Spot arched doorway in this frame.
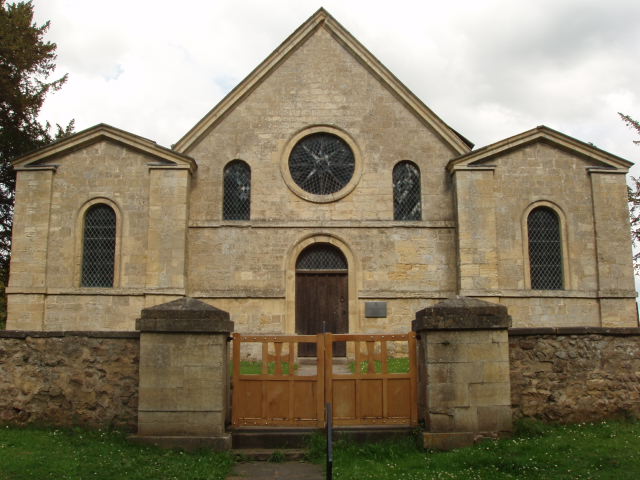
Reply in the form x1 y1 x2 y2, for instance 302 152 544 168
295 243 348 356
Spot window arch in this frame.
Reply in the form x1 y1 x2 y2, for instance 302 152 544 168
81 203 117 287
223 160 251 220
393 161 421 220
527 206 563 290
296 243 348 271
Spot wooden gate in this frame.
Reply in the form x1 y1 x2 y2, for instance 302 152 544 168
232 332 417 427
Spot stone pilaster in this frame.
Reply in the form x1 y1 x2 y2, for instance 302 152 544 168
145 167 190 292
589 170 637 327
6 168 55 329
413 297 512 450
132 297 234 451
452 168 499 293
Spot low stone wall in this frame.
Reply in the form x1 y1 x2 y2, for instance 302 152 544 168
2 325 640 434
0 331 139 430
509 328 640 422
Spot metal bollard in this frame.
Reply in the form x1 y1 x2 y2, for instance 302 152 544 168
326 402 333 480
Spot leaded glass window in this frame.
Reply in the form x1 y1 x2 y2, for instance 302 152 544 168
393 161 421 220
296 244 347 271
528 207 563 290
81 204 116 287
223 160 251 220
289 133 355 195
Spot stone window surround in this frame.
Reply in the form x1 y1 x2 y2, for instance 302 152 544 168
73 197 123 288
279 125 363 203
521 200 571 290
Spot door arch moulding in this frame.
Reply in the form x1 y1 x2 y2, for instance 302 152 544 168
284 233 360 335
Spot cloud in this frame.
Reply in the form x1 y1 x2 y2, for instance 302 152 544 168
31 0 640 167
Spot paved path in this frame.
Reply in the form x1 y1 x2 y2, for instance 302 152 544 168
228 461 323 479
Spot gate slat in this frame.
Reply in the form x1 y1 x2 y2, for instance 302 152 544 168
317 333 326 427
381 340 388 374
261 342 268 375
366 341 375 374
274 342 283 376
288 342 295 377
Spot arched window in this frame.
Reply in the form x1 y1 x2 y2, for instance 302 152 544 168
223 160 251 220
528 206 563 290
81 204 116 287
296 243 348 271
393 161 421 220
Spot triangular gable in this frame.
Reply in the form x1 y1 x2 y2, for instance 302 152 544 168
447 125 633 172
173 8 472 155
13 123 196 172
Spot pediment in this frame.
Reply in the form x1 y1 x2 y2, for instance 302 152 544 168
173 8 472 155
13 124 196 172
447 126 632 172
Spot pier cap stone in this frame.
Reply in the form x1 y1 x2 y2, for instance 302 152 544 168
136 297 234 333
413 296 511 331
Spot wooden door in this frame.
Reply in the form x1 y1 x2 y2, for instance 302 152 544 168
296 272 348 356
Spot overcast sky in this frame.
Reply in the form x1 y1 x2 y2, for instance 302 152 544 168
31 0 640 170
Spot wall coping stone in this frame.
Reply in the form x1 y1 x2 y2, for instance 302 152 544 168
0 330 140 339
509 327 640 336
136 297 233 333
413 296 512 331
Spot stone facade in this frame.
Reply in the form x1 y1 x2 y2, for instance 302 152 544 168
0 331 139 429
5 9 637 333
510 329 640 422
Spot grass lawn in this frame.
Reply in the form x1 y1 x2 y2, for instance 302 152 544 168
309 419 640 479
0 426 234 480
1 420 639 479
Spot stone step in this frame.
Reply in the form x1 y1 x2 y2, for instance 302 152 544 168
231 426 415 449
232 428 317 449
232 448 307 461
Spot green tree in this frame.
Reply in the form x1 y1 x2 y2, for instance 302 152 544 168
621 113 640 272
0 0 73 328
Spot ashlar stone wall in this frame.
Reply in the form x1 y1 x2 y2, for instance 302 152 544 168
7 137 191 331
453 141 636 328
184 25 460 335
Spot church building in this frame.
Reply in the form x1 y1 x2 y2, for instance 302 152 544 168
6 9 637 334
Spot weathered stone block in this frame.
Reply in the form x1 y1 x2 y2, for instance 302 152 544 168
452 407 478 431
428 412 453 432
468 382 511 407
138 411 225 436
415 297 511 331
481 361 510 383
448 363 480 384
477 405 512 432
428 383 469 409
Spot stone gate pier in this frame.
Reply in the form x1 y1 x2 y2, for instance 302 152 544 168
131 297 234 450
413 297 513 450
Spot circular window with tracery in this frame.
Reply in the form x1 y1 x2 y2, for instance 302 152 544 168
289 133 355 195
281 126 362 203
